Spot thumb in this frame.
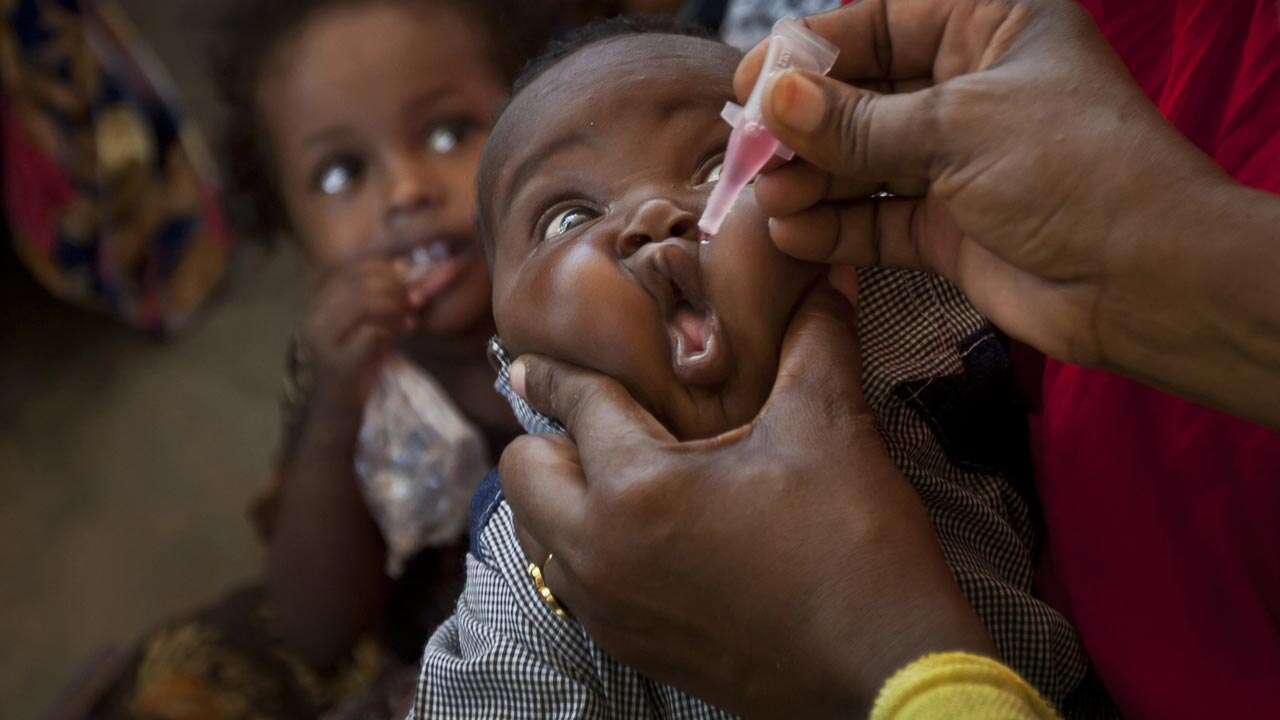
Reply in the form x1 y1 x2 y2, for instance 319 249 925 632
512 354 673 456
758 276 869 437
762 70 941 182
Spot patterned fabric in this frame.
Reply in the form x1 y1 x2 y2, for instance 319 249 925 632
1 0 230 333
413 267 1094 718
720 0 840 48
95 586 409 720
487 338 565 436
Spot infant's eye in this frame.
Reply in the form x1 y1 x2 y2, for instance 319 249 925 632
315 157 363 196
704 160 724 184
696 155 725 186
544 206 600 241
427 120 476 156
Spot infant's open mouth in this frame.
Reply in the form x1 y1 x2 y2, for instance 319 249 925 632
642 241 731 386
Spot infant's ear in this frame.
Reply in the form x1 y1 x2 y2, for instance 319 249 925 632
486 336 507 375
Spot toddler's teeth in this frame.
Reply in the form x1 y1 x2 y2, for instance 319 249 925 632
428 240 451 261
402 246 435 283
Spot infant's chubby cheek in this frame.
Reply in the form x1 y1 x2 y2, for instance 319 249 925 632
496 240 672 386
701 188 820 325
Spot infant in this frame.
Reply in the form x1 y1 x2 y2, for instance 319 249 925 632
413 18 1093 718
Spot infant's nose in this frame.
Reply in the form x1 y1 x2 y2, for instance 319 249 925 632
617 198 698 258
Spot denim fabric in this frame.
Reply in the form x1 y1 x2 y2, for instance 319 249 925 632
468 468 504 560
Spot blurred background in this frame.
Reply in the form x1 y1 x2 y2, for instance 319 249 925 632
2 1 304 716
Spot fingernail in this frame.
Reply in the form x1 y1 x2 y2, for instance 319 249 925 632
510 359 527 399
770 71 826 133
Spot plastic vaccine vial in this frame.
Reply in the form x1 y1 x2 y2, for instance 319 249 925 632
698 18 839 237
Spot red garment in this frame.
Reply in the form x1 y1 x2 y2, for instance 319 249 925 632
1037 2 1280 718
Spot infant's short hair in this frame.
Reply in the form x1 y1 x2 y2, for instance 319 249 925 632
512 15 711 98
476 15 716 266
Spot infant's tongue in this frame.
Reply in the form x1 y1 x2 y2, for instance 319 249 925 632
673 306 707 355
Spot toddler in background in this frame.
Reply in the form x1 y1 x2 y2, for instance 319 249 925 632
100 1 556 717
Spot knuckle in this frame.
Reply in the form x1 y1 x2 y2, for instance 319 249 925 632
915 86 955 175
522 358 556 409
497 434 541 478
569 380 607 416
601 475 667 524
929 83 973 139
836 89 875 174
563 376 622 428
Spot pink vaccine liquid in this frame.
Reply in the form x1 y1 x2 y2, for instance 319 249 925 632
699 121 780 236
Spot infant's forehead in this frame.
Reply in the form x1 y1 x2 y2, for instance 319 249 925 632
478 33 741 259
533 33 738 99
491 34 740 158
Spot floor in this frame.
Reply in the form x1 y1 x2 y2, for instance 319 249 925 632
0 2 303 716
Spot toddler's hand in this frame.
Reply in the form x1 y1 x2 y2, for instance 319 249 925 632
301 258 420 415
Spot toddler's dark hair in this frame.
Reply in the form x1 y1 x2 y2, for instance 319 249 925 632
214 0 561 241
478 15 715 264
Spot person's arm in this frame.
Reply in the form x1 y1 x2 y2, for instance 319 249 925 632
1097 180 1280 427
265 259 419 666
268 393 391 667
735 0 1280 427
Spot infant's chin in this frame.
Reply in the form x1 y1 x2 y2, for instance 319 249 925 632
662 374 764 442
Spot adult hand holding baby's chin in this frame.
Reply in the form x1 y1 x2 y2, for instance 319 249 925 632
738 0 1279 422
501 273 994 718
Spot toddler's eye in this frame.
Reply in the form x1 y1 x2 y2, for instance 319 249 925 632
315 157 363 196
429 127 459 154
544 206 600 241
426 120 477 156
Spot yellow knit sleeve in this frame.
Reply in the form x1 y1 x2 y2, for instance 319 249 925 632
870 652 1061 720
